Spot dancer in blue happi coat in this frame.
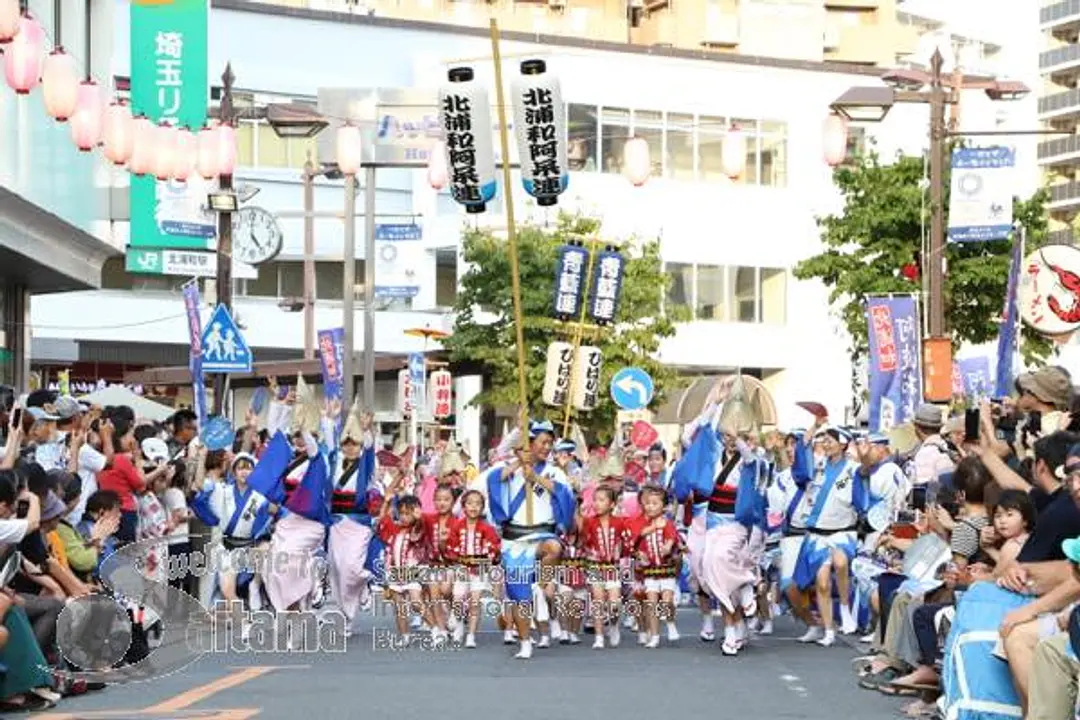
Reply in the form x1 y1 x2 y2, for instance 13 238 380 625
789 423 870 647
480 419 575 660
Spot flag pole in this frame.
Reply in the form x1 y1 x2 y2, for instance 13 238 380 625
561 235 600 438
490 18 534 524
1014 224 1025 377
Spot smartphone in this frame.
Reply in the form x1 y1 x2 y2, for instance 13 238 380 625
1028 411 1043 435
15 499 29 518
10 407 21 428
965 408 980 443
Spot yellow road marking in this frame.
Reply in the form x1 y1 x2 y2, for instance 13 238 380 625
38 710 260 719
143 666 277 712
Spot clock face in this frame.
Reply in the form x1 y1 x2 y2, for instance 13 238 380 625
233 207 283 266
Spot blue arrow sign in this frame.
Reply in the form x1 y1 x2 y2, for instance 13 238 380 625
610 367 654 411
200 415 234 451
200 304 253 373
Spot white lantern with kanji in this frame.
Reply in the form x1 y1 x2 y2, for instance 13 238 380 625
429 369 454 420
510 58 569 206
721 127 747 179
823 113 849 167
623 137 650 187
437 66 497 213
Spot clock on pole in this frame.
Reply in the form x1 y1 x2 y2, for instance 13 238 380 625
233 207 283 265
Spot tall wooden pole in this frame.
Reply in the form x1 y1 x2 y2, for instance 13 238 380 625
927 49 947 339
213 63 235 418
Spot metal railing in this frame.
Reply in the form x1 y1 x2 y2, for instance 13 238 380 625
1038 134 1080 160
1041 43 1080 70
1047 228 1076 245
1042 0 1080 25
1050 181 1080 205
1040 87 1080 115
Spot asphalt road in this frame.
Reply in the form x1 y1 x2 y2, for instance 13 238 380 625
40 607 910 720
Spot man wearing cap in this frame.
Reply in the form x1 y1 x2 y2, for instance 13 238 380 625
910 403 955 488
481 419 575 659
551 438 582 490
24 406 64 473
1015 366 1072 436
856 432 909 548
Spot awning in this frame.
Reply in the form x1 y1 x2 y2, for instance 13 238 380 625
654 374 778 427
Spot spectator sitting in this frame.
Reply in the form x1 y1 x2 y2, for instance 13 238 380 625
54 477 118 584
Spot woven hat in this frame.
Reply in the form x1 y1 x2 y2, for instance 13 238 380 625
340 397 365 446
291 374 321 436
597 441 625 479
439 438 465 476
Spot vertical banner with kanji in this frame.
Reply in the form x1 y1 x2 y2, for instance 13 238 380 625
182 282 207 425
865 296 922 432
130 0 214 250
317 328 346 432
429 370 453 420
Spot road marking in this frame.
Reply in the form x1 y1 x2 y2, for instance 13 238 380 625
37 710 261 719
779 671 809 698
143 666 277 712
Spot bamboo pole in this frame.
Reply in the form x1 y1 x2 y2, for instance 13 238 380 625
561 236 600 438
489 18 534 525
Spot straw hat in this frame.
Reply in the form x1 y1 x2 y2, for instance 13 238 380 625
291 374 321 436
340 397 366 446
597 443 625 479
439 438 466 477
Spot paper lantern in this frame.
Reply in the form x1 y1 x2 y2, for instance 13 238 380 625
0 0 20 42
216 123 237 176
336 123 362 176
102 102 134 166
721 127 746 179
152 123 177 180
69 81 103 152
622 136 650 187
427 140 448 190
129 115 156 176
41 48 78 121
196 126 219 179
173 127 196 182
437 66 497 213
4 15 44 95
510 59 568 206
823 113 849 167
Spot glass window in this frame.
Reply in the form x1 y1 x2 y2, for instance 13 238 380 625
246 261 279 297
236 121 256 168
697 115 727 183
665 113 694 181
600 107 631 174
436 260 458 307
732 266 757 322
760 267 786 324
665 261 694 316
567 104 598 172
257 123 288 168
696 264 727 321
280 262 304 299
731 119 758 186
316 261 345 300
761 132 786 187
633 110 664 178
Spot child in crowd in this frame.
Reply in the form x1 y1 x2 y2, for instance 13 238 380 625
981 489 1036 568
376 481 426 641
634 486 681 648
422 484 457 641
581 486 630 650
446 490 500 648
554 523 586 645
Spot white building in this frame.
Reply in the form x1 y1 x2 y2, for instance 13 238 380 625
27 0 1039 450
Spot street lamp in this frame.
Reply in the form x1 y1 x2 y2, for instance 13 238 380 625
209 63 239 417
336 122 364 411
829 48 1029 340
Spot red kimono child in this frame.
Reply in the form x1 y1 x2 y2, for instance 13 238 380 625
445 515 501 596
581 514 632 591
633 517 682 594
377 498 426 594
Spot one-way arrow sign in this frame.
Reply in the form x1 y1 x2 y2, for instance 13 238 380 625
610 367 654 411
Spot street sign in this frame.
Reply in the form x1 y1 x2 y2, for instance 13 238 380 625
408 352 426 414
430 369 453 419
126 248 257 280
542 342 574 407
199 304 253 373
629 420 659 450
374 224 423 299
571 345 602 412
610 367 654 411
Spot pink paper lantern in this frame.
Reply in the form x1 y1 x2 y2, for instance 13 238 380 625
173 127 196 182
215 123 237 176
427 140 447 190
153 123 177 180
336 123 362 176
129 115 156 176
823 113 849 167
196 126 219 179
721 127 747 180
622 136 650 187
0 0 20 43
69 81 103 152
102 102 134 166
4 15 44 95
41 48 78 121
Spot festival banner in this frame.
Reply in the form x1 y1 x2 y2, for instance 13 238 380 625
129 0 214 251
317 328 346 431
865 296 922 432
947 146 1015 243
956 357 993 400
995 235 1022 397
182 282 207 425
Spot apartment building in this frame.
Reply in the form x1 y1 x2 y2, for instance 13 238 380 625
1040 0 1080 242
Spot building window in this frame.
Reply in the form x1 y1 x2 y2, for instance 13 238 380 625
664 261 693 316
280 262 304 299
697 115 728 183
696 264 728 321
732 266 756 322
665 113 695 181
760 121 787 187
436 249 458 307
760 267 786 324
245 261 280 297
633 109 664 179
567 104 598 171
600 106 631 174
670 263 786 324
731 119 758 186
316 261 345 301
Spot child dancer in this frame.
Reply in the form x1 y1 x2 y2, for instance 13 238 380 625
635 486 681 648
555 522 586 645
376 480 426 642
446 489 501 648
423 483 458 641
581 485 630 649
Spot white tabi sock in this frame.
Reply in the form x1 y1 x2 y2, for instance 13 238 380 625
532 585 550 623
702 615 715 636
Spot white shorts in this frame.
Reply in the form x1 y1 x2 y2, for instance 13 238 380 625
644 577 678 594
779 535 803 588
388 582 422 595
591 581 621 592
453 579 491 596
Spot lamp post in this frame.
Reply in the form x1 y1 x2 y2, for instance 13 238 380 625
336 123 363 411
209 63 238 417
829 50 1029 340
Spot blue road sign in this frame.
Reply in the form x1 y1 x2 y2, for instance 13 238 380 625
408 352 425 384
610 367 654 411
200 415 234 451
200 304 253 373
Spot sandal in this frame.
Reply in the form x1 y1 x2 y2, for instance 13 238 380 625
859 667 902 690
0 693 57 713
879 683 921 697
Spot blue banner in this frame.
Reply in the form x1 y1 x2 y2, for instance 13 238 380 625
995 237 1022 398
588 249 625 325
866 296 921 432
182 282 207 426
317 327 346 432
957 357 992 400
553 244 589 320
948 147 1015 243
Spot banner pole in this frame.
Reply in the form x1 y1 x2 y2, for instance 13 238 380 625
1014 224 1025 378
489 18 534 524
561 236 600 438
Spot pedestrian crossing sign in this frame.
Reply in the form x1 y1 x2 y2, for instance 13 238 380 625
199 304 253 373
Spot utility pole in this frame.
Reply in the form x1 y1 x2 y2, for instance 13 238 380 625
927 50 948 340
213 63 236 417
303 155 316 359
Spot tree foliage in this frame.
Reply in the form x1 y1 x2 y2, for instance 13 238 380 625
793 149 1052 364
446 213 686 443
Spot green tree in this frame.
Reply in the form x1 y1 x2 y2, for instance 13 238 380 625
445 213 686 443
793 150 1051 365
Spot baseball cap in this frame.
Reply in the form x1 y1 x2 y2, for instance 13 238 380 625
141 437 169 463
40 491 67 522
53 396 84 420
26 406 60 422
1062 536 1080 564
